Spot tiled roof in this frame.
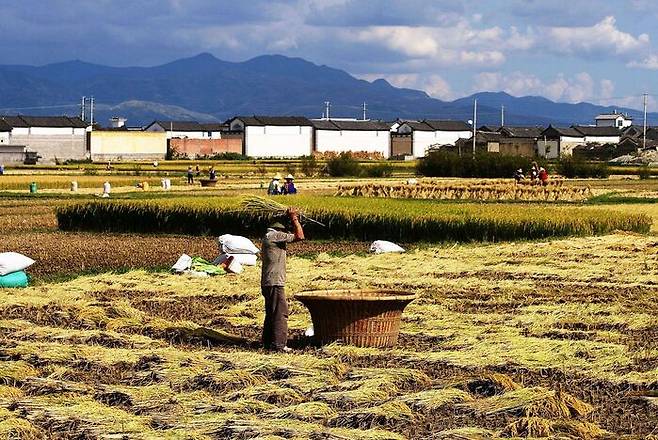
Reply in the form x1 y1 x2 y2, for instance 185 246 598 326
199 123 229 131
0 115 87 128
572 125 621 136
234 116 313 126
498 126 544 138
542 126 584 137
313 120 392 131
423 120 472 131
151 121 206 131
0 119 11 132
596 113 632 120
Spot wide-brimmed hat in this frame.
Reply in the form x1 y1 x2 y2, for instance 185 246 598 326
273 173 282 180
285 174 294 180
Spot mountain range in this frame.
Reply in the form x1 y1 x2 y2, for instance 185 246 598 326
0 53 654 127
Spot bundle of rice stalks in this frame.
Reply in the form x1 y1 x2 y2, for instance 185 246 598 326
0 417 45 440
180 370 266 394
0 361 38 385
398 388 474 412
0 385 24 400
241 196 325 226
348 368 431 392
329 401 414 429
269 401 338 423
226 384 305 405
194 398 276 415
502 417 607 439
22 377 91 397
463 386 592 418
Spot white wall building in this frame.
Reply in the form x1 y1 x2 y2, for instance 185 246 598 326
572 126 621 144
595 113 632 129
0 119 10 144
229 116 313 158
312 120 392 158
396 120 472 157
538 126 586 158
0 115 88 162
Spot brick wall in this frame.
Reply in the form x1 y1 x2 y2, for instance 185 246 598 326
170 137 243 158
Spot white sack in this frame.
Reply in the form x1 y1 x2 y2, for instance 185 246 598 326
370 240 405 254
171 254 192 273
226 258 244 274
0 252 35 276
213 253 258 267
218 234 260 255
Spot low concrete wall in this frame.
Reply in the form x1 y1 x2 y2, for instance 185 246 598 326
0 145 25 164
170 137 243 158
10 135 87 162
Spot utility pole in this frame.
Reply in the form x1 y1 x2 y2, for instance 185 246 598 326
80 96 86 121
472 99 478 156
324 101 331 120
362 102 367 120
643 93 648 151
501 105 505 127
90 97 95 125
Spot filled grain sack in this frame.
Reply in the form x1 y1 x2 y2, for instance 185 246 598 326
0 271 29 288
218 234 260 255
0 252 35 276
370 240 405 254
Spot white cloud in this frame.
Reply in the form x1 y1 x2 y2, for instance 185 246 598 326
473 71 609 104
628 54 658 70
544 16 649 57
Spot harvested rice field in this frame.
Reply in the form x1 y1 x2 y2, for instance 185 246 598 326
1 176 657 439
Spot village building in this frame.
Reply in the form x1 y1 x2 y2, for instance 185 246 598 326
595 113 632 129
571 125 621 145
538 126 586 158
312 119 392 158
395 120 472 158
455 131 503 154
496 126 544 157
145 120 218 139
229 116 314 158
0 119 10 144
0 115 88 162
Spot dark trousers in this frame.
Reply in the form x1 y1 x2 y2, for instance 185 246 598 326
187 174 193 184
261 285 288 350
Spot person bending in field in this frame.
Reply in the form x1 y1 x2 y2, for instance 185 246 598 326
261 207 305 352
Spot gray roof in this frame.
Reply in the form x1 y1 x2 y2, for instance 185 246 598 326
572 125 621 136
542 126 584 137
498 126 544 138
312 120 391 131
233 116 313 126
0 115 87 128
400 121 434 131
149 120 206 131
0 120 11 132
423 120 472 131
596 113 632 120
200 123 229 131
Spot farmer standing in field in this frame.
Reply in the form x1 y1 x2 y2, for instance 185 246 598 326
261 207 305 352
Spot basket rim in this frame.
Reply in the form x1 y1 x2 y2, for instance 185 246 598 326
295 288 416 302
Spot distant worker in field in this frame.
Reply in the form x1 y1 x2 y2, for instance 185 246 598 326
267 173 282 195
538 167 549 186
0 164 4 176
195 164 201 177
209 166 217 181
282 174 297 195
513 168 524 183
530 162 540 184
261 207 305 352
187 166 194 185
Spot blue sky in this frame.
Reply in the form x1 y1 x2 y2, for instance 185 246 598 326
1 0 657 110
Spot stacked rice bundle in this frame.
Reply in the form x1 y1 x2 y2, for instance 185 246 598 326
0 252 35 288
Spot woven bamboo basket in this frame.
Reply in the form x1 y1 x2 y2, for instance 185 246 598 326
295 289 416 348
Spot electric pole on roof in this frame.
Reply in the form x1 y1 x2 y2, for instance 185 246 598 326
324 101 331 120
643 93 648 151
501 105 505 127
362 102 367 120
472 99 478 156
90 97 94 125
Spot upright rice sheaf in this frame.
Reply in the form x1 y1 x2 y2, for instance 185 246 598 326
56 196 652 242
